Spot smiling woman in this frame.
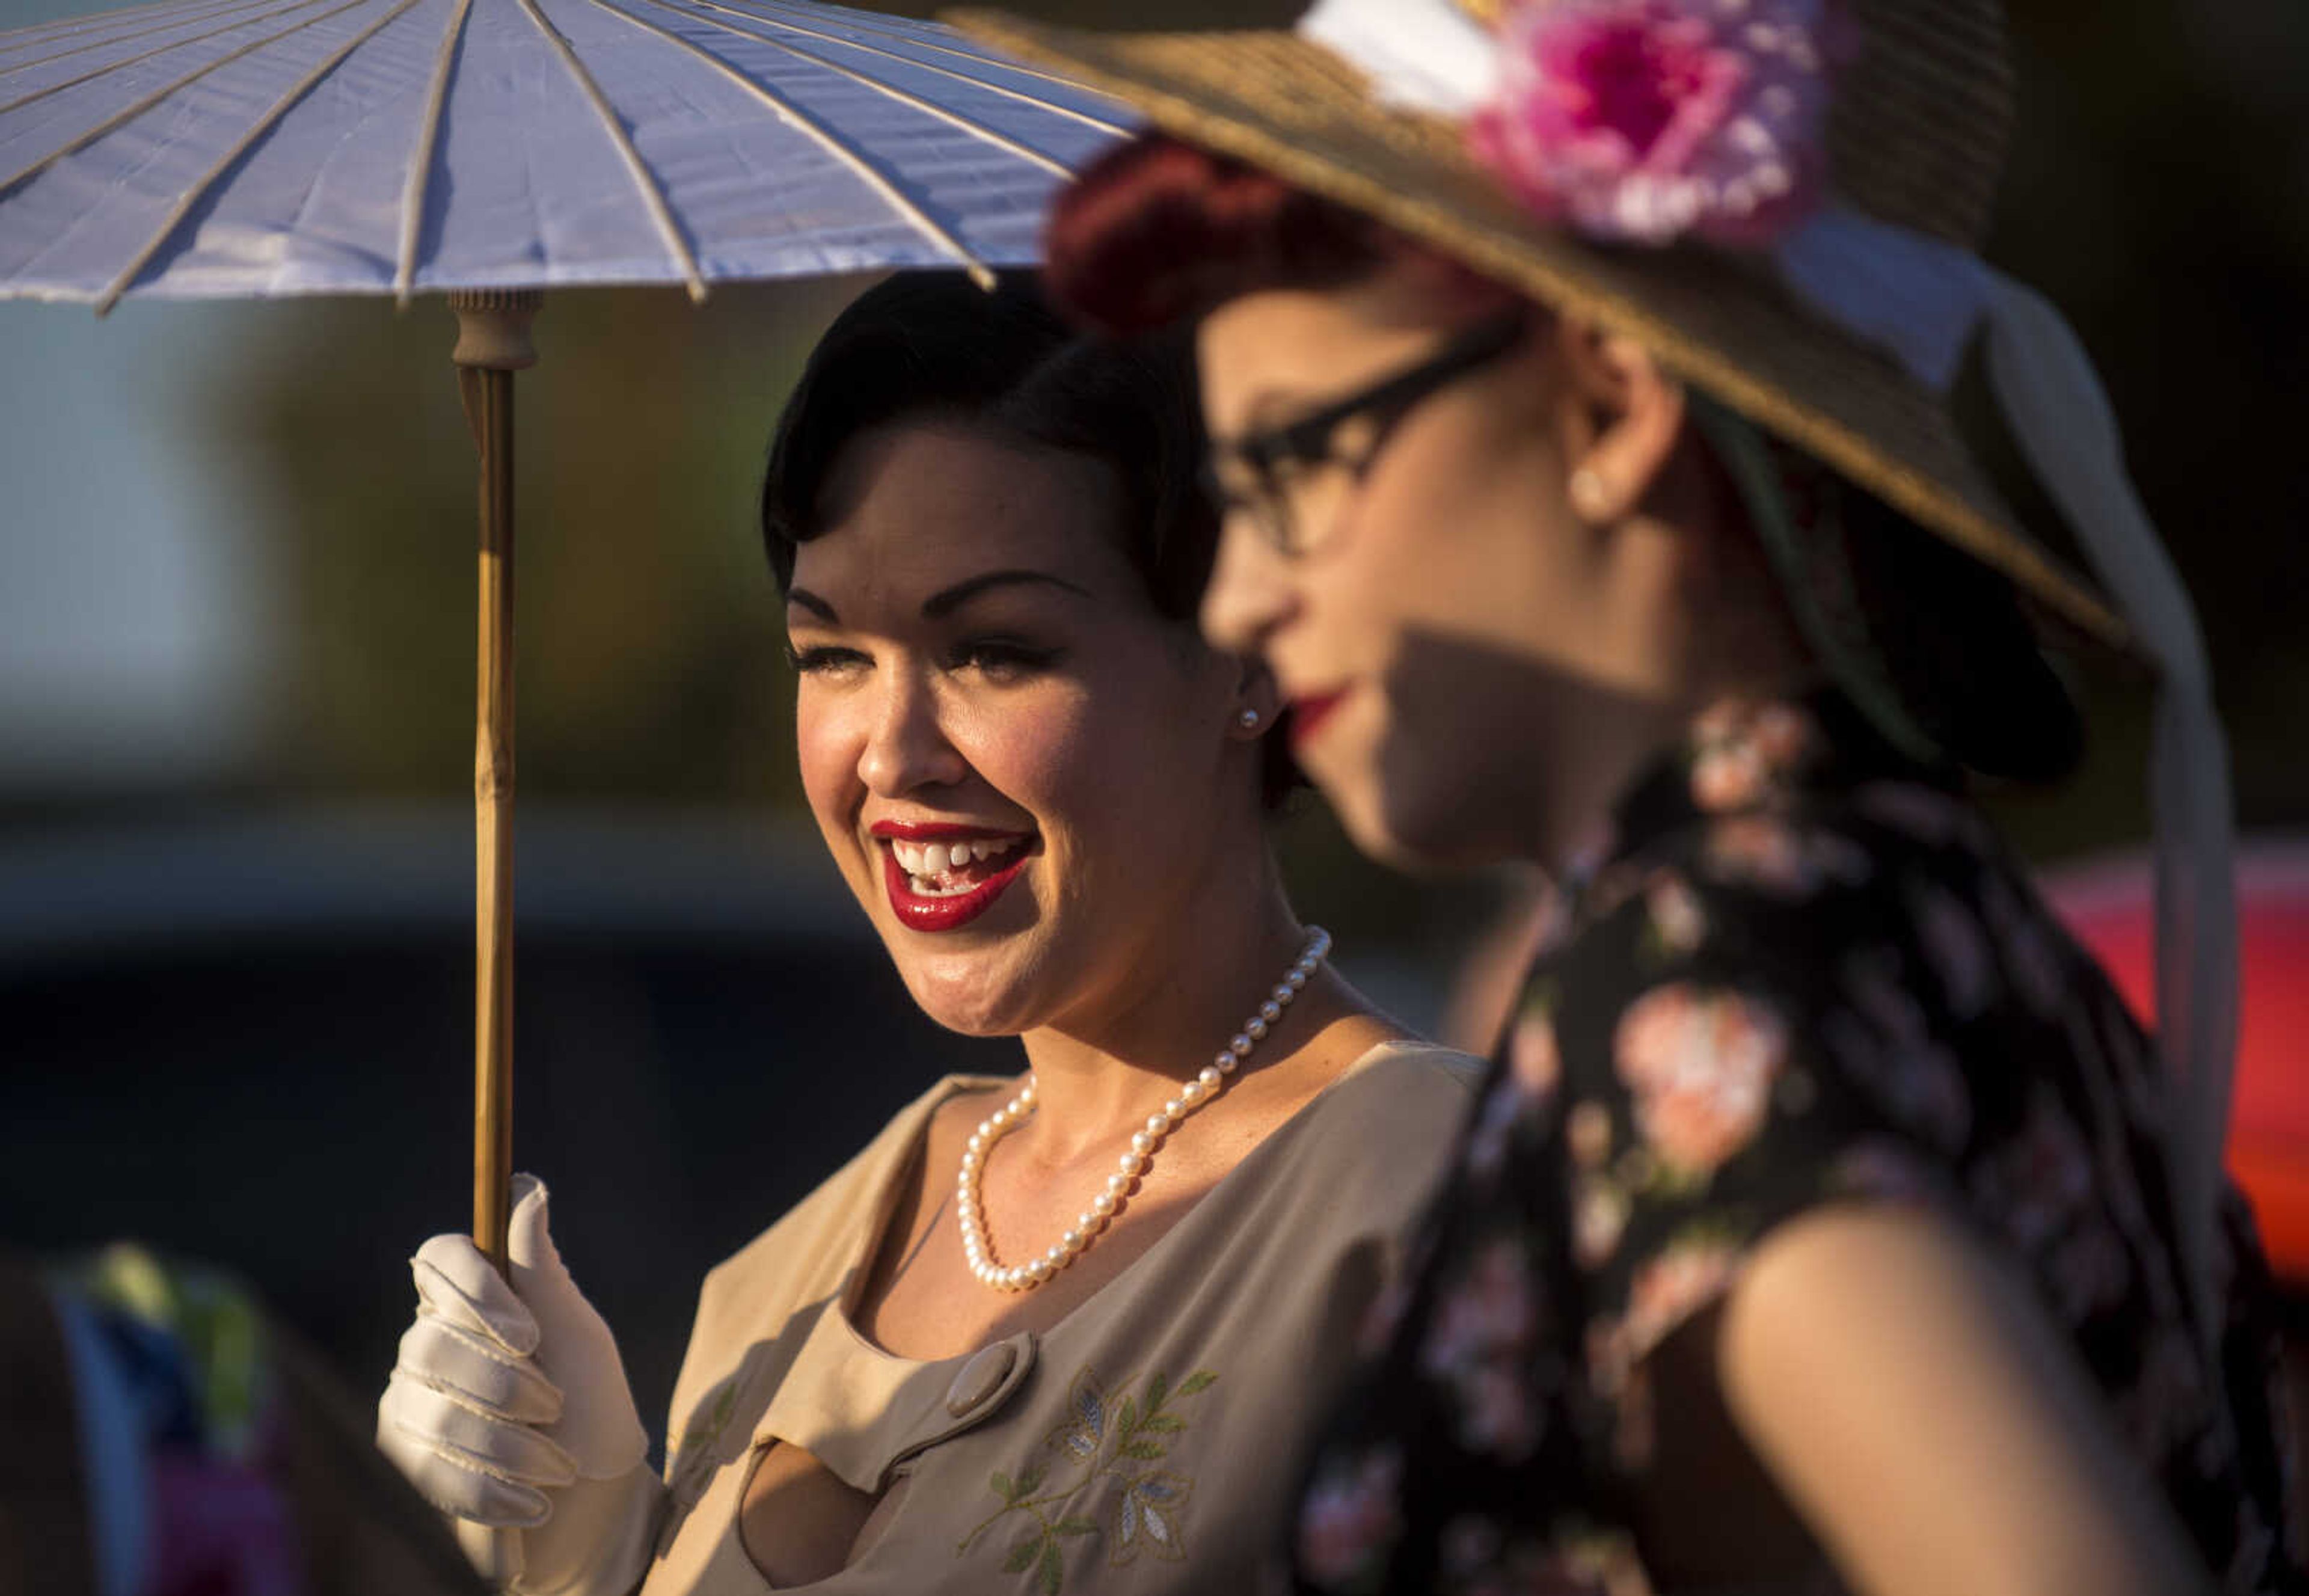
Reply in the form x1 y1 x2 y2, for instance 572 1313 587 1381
372 272 1481 1596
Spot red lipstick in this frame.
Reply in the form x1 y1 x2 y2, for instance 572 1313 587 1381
868 820 1037 933
1288 687 1351 751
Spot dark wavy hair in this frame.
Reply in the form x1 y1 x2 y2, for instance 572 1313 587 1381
762 269 1302 803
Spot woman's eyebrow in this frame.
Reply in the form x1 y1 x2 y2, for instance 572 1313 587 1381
922 569 1093 618
786 588 838 622
1237 385 1325 433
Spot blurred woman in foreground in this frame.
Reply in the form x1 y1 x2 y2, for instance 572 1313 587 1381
954 0 2304 1589
374 274 1476 1594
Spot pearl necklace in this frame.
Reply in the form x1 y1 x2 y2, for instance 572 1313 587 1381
957 927 1332 1294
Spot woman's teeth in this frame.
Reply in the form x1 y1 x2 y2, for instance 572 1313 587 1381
889 835 1026 889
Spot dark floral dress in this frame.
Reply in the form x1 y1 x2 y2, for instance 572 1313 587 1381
1292 693 2300 1595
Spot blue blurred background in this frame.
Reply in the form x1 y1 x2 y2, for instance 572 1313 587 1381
2 0 2304 1446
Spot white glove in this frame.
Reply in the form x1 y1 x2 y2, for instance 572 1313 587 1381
378 1175 665 1596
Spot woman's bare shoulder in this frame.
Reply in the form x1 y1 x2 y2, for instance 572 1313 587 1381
1711 1204 2210 1596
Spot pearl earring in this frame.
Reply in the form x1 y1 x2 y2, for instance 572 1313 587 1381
1239 709 1261 730
1569 466 1610 521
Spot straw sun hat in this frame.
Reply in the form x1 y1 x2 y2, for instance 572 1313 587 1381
956 0 2115 647
955 0 2236 1354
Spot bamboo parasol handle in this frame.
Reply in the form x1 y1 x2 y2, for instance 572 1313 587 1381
449 290 541 1283
449 290 541 1593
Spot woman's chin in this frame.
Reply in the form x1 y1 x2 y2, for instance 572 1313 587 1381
1305 710 1469 871
919 1004 1029 1040
1332 771 1508 876
891 953 1042 1040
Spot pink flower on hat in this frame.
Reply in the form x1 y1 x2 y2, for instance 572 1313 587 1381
1468 0 1850 247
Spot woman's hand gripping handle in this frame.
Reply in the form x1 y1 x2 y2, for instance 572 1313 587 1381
378 1175 666 1595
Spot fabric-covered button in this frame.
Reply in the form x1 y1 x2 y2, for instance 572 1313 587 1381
945 1342 1017 1417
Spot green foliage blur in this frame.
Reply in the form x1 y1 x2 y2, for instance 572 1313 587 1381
196 278 856 812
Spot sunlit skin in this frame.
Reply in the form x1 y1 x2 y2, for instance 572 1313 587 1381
1191 256 2209 1595
790 419 1292 1052
756 417 1403 1588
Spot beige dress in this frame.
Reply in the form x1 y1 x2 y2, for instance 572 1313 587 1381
640 1040 1477 1595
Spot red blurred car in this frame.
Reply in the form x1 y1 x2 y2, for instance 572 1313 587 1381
2044 840 2309 1286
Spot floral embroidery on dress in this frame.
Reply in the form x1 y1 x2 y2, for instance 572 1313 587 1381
673 1373 741 1466
1114 1470 1195 1566
666 1337 785 1490
658 1342 782 1555
960 1363 1217 1592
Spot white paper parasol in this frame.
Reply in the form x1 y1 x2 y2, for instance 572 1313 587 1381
0 0 1130 1294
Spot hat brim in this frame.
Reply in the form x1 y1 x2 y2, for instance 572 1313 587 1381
947 14 2132 658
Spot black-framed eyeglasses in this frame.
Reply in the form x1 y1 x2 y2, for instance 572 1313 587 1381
1203 310 1527 559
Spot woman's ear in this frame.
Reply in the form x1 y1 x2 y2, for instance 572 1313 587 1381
1551 321 1687 526
1228 654 1284 740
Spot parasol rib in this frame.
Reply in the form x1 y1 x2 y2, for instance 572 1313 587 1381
0 0 298 69
0 0 377 194
512 0 705 303
696 0 1129 135
0 0 318 82
393 0 476 306
631 0 1070 177
745 0 1120 100
0 0 338 115
0 0 271 54
94 0 428 314
575 0 993 288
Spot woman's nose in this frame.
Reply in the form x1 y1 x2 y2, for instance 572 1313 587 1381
857 668 968 797
1200 517 1299 657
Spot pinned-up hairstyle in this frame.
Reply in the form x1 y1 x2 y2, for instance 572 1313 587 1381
762 268 1304 804
1045 135 1388 336
1044 135 2081 782
764 269 1215 620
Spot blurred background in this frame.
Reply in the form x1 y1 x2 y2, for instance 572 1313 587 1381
2 0 2305 1451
